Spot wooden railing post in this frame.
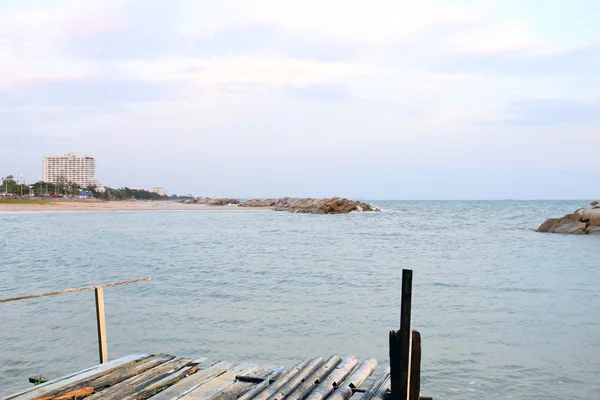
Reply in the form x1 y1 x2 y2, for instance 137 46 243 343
409 330 421 400
390 269 412 400
94 287 108 364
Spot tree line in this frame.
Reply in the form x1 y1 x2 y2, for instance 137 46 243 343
1 175 193 200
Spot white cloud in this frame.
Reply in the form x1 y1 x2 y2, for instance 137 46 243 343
121 56 367 87
442 19 547 54
1 0 599 198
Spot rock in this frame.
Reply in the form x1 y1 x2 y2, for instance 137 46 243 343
552 220 586 234
581 208 600 222
586 226 600 235
537 218 559 233
195 198 240 206
591 200 600 207
239 197 380 214
537 200 600 235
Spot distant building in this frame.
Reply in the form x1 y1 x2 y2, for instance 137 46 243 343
43 153 101 188
152 187 167 196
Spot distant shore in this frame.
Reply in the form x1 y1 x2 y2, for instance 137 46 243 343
0 200 271 212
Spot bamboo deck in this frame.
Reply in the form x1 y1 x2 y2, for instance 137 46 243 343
5 354 392 400
3 271 429 400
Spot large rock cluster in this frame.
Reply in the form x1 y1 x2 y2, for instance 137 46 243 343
181 198 241 206
537 200 600 235
239 197 380 214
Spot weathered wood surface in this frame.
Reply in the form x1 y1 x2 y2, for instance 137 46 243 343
150 361 236 400
120 364 199 400
326 359 378 400
208 365 284 400
304 355 359 400
249 358 311 400
45 354 175 398
8 354 418 400
178 363 258 400
286 355 342 400
86 354 176 391
360 367 391 400
7 354 149 400
36 386 94 400
266 357 325 400
88 357 193 399
409 331 422 400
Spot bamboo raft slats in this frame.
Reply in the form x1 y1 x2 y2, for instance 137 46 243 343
5 354 386 400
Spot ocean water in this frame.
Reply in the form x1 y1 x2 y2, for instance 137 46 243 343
1 201 599 399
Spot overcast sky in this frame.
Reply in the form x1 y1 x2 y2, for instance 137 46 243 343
1 0 598 199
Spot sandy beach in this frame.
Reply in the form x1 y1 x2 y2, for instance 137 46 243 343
0 200 271 212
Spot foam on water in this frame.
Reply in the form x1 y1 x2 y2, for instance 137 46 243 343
1 200 599 399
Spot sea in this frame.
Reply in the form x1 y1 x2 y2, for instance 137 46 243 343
1 200 599 399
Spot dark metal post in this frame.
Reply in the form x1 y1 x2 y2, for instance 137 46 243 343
390 269 412 400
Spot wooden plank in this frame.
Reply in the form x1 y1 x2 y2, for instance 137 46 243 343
265 357 324 400
88 357 193 399
7 354 149 400
37 386 94 400
408 331 421 400
327 359 378 400
304 355 359 400
35 355 176 399
208 365 285 400
249 358 311 400
120 364 199 400
286 355 342 400
178 363 258 400
50 354 176 396
95 287 108 364
390 269 412 400
150 361 236 400
360 367 390 400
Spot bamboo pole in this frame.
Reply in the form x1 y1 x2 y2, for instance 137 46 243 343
95 287 108 364
327 359 377 400
0 278 152 303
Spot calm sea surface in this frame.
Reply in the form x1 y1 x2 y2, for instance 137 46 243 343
1 201 599 399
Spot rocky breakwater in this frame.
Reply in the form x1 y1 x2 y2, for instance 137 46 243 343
239 197 380 214
537 200 600 235
181 198 241 206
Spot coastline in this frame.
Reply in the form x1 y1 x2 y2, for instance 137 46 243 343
0 200 272 212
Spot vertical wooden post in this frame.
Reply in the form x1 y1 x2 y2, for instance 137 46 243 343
390 269 412 400
408 331 421 400
94 287 108 364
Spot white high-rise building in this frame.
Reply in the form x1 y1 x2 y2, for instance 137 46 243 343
152 187 167 196
42 153 101 187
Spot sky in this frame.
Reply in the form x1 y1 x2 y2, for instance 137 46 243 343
0 0 598 199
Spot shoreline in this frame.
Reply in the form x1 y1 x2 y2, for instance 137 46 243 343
0 200 272 213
